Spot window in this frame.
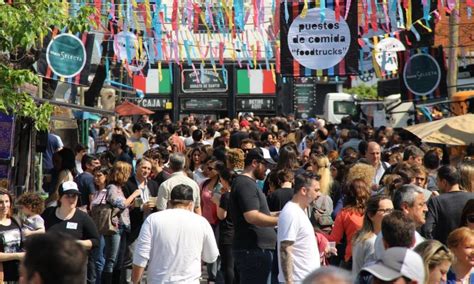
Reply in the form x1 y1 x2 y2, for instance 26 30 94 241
333 101 356 115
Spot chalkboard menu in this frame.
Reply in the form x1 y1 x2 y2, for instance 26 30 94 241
0 113 14 160
181 69 228 93
181 98 227 110
293 78 316 119
236 98 275 112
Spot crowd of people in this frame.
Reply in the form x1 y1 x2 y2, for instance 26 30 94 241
1 113 473 284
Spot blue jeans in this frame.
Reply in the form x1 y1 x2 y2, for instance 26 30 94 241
233 249 274 284
91 236 105 284
103 229 126 273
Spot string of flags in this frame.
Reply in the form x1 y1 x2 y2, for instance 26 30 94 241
34 0 474 100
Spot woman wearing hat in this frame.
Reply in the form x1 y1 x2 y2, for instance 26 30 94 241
42 181 99 250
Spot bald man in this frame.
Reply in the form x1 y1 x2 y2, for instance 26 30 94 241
366 141 390 185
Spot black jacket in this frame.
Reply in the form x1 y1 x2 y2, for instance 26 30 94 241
123 176 159 242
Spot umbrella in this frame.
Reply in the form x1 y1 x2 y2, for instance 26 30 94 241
405 114 474 146
115 100 154 116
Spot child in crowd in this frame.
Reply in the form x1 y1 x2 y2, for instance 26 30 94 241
17 192 45 237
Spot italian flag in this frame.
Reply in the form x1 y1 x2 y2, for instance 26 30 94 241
133 69 171 94
237 70 276 94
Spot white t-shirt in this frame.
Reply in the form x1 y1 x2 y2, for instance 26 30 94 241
277 201 320 282
133 208 219 283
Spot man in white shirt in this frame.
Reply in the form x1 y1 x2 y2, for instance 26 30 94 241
156 152 202 215
278 172 321 284
366 142 389 186
131 184 219 284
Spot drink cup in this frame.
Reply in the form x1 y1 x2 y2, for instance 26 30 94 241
148 197 157 208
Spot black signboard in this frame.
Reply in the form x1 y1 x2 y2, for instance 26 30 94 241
138 97 170 110
181 69 228 93
293 78 316 119
236 98 275 112
0 113 14 160
180 98 227 110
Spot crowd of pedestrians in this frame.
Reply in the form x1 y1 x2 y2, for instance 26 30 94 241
0 113 473 284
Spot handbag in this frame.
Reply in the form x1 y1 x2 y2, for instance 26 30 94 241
90 191 121 236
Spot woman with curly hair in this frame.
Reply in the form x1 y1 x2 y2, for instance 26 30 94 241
226 148 245 173
325 178 371 269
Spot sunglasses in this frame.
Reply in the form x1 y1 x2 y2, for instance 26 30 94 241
207 167 216 171
377 208 394 214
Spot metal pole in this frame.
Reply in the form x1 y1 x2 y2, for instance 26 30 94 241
37 77 43 192
447 0 459 98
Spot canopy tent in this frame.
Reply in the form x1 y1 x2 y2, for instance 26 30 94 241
115 100 154 116
404 114 474 146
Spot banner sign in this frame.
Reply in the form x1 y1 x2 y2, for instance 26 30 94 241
280 1 358 77
287 8 351 70
398 47 447 102
0 113 14 160
374 38 406 73
46 34 86 78
181 69 228 93
38 30 95 86
403 54 441 95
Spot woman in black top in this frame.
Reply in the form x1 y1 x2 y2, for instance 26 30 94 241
0 188 24 282
42 181 99 250
215 167 238 284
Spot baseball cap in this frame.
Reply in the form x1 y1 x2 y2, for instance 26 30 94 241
245 147 276 165
240 119 250 128
361 247 425 284
58 181 80 196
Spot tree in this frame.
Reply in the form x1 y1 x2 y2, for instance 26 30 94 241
0 1 96 130
344 84 379 100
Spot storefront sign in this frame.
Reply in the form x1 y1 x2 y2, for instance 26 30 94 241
46 34 86 78
181 69 228 93
287 8 351 70
181 98 227 110
403 53 441 96
236 98 275 111
138 97 170 109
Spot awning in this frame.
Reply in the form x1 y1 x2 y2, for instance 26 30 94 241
32 97 115 116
